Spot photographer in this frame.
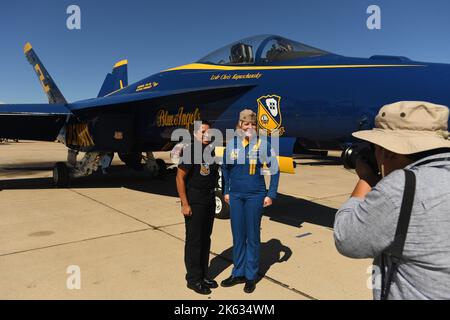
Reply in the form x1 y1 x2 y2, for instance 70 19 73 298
334 101 450 300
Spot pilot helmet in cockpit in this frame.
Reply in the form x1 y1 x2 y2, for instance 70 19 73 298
266 38 294 60
230 43 254 64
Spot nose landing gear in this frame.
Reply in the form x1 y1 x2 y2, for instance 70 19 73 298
53 162 70 188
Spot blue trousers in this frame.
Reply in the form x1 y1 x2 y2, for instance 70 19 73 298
229 192 265 280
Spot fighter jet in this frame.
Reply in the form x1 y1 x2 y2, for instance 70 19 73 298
1 34 450 217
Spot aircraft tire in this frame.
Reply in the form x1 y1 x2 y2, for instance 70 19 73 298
214 190 230 219
53 162 70 188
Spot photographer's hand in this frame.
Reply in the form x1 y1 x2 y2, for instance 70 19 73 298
355 159 381 187
351 159 381 199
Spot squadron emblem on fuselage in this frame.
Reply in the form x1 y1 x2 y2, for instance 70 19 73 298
256 94 285 136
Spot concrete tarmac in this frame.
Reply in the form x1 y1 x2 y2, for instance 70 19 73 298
0 141 372 300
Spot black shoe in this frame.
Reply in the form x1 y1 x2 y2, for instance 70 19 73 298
220 275 246 287
187 282 211 295
244 280 256 293
203 278 218 289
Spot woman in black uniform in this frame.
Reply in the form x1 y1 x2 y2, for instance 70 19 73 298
176 120 219 295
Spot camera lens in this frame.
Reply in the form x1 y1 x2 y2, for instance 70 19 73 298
341 144 379 175
341 146 358 169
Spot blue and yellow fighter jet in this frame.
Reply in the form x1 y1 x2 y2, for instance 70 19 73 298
1 34 450 212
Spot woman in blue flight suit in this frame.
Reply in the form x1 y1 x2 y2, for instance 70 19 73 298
220 109 280 293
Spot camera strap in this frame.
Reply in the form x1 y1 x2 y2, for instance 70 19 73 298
380 169 416 300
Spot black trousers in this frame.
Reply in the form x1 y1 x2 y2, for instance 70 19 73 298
184 190 215 285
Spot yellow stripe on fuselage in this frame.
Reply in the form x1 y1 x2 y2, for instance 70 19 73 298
163 63 424 72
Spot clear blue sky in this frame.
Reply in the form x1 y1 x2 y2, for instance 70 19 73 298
1 0 450 103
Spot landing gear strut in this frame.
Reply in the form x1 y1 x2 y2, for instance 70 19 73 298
118 151 167 178
140 152 167 178
118 152 143 170
155 158 167 178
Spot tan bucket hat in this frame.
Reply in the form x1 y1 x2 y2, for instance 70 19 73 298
239 109 257 124
353 101 450 155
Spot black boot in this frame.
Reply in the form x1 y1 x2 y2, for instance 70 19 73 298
220 275 246 287
244 280 256 293
187 281 211 295
203 278 218 288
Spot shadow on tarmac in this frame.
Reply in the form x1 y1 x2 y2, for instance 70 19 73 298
264 194 337 228
0 165 180 197
208 239 293 281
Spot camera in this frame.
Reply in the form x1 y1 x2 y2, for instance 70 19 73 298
341 143 379 174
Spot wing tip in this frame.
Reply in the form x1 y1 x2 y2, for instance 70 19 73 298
23 42 33 54
113 59 128 69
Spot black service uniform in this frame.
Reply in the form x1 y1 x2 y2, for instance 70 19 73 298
178 143 219 285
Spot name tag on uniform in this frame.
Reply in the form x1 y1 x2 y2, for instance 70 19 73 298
247 150 259 159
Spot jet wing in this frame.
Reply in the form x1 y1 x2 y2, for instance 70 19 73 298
69 84 256 111
0 104 71 141
0 85 254 141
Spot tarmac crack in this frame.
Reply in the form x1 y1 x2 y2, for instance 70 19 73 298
156 222 185 228
0 228 152 257
309 192 351 201
68 189 158 229
68 189 186 231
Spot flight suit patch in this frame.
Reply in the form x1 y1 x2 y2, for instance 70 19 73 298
200 163 210 176
230 149 239 161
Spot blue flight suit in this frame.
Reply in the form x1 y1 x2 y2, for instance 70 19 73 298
221 135 280 280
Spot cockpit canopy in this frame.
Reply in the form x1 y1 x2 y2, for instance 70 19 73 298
198 35 330 65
